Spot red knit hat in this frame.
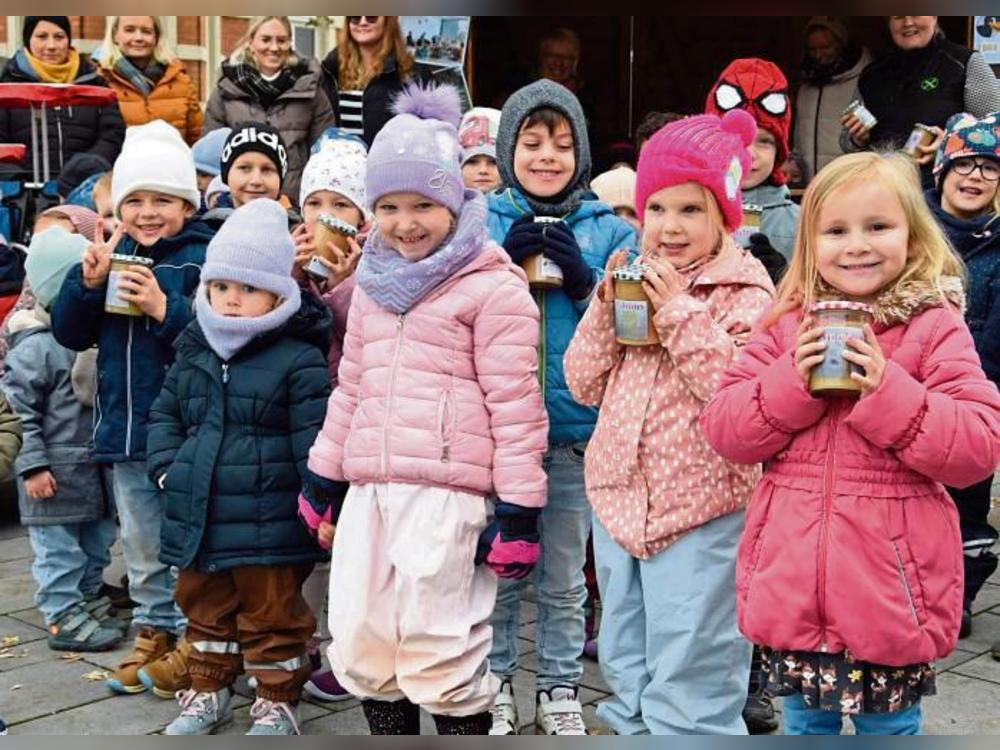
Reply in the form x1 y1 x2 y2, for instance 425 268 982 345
705 58 791 185
635 109 756 232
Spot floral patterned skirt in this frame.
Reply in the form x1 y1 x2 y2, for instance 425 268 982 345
762 648 936 714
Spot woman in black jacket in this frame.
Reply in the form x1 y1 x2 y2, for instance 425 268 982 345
0 17 125 197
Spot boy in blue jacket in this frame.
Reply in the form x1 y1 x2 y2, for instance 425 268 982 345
486 79 635 735
51 121 214 697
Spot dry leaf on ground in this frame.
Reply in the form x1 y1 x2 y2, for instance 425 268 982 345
82 670 110 682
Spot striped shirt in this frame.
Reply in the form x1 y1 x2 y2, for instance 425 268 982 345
338 89 364 138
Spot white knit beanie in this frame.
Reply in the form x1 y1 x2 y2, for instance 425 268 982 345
299 135 369 218
111 121 200 218
591 166 637 214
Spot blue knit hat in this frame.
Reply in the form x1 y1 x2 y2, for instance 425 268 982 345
25 227 88 309
192 127 232 177
365 83 465 215
933 111 1000 185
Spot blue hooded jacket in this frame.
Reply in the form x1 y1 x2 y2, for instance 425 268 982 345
488 187 636 445
51 219 215 462
926 189 1000 385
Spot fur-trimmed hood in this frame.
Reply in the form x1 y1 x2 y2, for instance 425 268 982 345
817 276 965 328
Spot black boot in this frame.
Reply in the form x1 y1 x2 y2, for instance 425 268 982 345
743 646 778 735
432 712 491 735
361 698 421 735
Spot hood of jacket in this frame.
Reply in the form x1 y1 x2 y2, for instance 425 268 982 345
490 187 614 225
816 274 966 328
742 182 795 211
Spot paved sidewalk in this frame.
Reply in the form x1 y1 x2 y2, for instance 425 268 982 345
1 513 999 735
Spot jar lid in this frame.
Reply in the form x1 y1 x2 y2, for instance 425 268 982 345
742 204 763 213
109 254 153 266
533 216 561 224
316 214 357 236
810 300 874 315
612 262 647 282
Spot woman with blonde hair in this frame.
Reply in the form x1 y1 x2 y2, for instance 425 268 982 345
94 16 202 145
319 16 428 145
204 16 334 204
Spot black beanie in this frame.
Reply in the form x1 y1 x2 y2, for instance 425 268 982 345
23 17 72 48
220 122 289 186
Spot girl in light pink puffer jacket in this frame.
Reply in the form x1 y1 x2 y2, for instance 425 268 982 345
298 85 548 735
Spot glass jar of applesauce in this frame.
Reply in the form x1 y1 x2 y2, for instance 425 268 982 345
808 300 874 397
307 214 357 280
734 204 762 248
105 254 154 316
520 216 565 289
612 263 657 346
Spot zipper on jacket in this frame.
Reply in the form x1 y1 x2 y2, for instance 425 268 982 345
125 318 134 459
381 314 406 476
438 390 453 462
891 541 921 625
221 363 230 385
817 402 841 652
535 288 547 400
57 113 65 170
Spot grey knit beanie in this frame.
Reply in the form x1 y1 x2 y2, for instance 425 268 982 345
496 79 592 216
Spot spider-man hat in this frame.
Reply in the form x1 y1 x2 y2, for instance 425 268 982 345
705 58 791 185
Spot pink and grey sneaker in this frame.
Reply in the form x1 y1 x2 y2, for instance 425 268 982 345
303 669 353 702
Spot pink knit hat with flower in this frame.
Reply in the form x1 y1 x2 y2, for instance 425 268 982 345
635 109 756 231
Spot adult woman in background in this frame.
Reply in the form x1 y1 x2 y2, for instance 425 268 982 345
203 16 333 204
94 16 202 145
319 16 427 145
0 16 125 198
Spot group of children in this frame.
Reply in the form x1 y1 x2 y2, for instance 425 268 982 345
0 52 998 736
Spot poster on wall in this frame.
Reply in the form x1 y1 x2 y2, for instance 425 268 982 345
400 16 473 110
973 17 1000 65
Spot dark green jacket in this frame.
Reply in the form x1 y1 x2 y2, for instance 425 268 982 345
147 296 331 573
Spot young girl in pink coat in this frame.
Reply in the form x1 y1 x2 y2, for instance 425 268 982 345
563 109 774 734
298 84 549 735
701 151 1000 735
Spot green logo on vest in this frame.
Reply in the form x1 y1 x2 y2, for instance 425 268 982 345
920 77 939 92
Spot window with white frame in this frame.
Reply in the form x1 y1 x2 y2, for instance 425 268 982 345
291 16 318 59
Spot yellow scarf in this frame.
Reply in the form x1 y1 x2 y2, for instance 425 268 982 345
25 48 80 84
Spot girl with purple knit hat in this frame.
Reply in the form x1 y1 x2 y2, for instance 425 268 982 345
299 83 549 734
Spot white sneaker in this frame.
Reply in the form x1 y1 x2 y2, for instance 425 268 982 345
165 687 233 735
535 686 587 735
489 680 519 735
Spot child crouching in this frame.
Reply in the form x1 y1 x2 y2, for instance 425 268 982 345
147 199 331 735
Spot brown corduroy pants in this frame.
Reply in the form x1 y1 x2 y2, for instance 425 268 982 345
176 563 316 702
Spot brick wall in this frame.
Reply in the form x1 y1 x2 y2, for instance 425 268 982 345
0 17 7 47
221 16 249 57
183 59 204 101
178 16 202 46
81 16 107 42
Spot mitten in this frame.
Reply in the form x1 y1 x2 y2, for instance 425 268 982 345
475 500 541 579
746 232 788 286
539 221 594 300
298 469 350 549
501 213 545 264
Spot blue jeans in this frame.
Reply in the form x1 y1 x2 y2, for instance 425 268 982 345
104 461 183 633
593 511 750 735
783 693 922 735
489 444 590 691
27 518 118 624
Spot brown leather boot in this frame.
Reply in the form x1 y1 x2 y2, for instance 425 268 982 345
106 627 176 694
138 637 193 698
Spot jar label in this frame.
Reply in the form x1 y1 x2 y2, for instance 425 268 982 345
105 270 130 311
814 325 864 381
733 224 755 248
539 256 564 280
306 255 331 279
614 299 650 341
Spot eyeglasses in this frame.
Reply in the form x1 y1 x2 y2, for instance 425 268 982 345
347 16 381 25
951 157 1000 182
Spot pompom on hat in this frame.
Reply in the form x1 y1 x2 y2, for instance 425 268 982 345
635 109 757 231
705 58 791 185
365 83 466 215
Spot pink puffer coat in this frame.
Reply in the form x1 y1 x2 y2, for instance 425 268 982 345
308 244 549 508
700 279 1000 666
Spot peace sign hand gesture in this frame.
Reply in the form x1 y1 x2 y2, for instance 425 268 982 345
82 217 125 290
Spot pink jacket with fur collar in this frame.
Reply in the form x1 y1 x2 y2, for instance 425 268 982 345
700 279 1000 666
308 243 548 508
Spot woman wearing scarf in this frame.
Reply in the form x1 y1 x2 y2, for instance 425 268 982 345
94 16 202 145
203 16 334 205
0 17 125 198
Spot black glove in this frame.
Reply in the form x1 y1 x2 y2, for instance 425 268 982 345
297 468 350 547
540 221 594 300
747 233 788 286
501 213 545 264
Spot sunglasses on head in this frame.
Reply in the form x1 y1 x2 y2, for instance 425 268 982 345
347 16 381 25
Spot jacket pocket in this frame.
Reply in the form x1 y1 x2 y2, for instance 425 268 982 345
737 481 776 601
890 538 928 626
437 390 455 462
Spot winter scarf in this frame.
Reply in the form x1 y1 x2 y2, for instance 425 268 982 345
113 55 166 97
222 60 302 109
929 192 1000 258
356 189 489 314
194 288 301 363
496 79 593 218
17 47 80 83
